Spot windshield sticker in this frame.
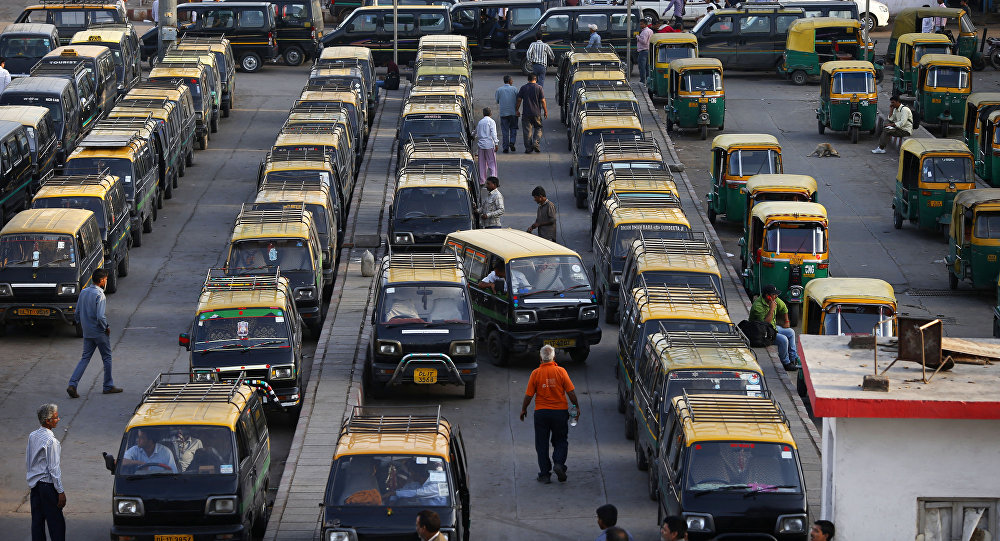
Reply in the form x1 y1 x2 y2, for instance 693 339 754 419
32 250 40 268
220 464 233 474
386 288 395 294
416 457 428 464
781 451 792 459
746 384 761 390
237 320 249 339
428 470 446 482
296 241 303 247
275 316 284 323
57 241 65 250
198 321 203 326
268 245 278 261
572 264 581 272
124 176 132 183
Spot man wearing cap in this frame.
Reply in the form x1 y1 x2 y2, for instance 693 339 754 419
636 19 654 86
749 285 800 370
587 24 602 51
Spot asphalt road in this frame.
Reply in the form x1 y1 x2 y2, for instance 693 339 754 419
0 63 316 540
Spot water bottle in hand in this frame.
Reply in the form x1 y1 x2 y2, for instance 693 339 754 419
569 404 578 427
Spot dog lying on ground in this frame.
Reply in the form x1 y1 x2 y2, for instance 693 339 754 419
808 142 840 157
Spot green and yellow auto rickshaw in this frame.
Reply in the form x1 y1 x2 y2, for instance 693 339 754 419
743 174 819 231
816 60 877 143
893 138 975 232
893 33 953 97
802 277 896 336
885 6 983 70
912 54 972 137
976 110 1000 186
963 92 1000 161
707 134 782 225
663 57 724 140
781 17 880 85
946 188 1000 289
647 33 698 99
740 201 830 326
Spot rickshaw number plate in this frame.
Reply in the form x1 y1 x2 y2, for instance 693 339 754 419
155 536 193 541
414 368 438 384
545 338 577 349
928 200 943 207
18 308 50 317
932 98 941 103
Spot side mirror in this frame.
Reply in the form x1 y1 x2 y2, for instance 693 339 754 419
102 451 116 473
179 332 191 349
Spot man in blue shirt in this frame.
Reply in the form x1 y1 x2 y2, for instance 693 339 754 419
67 268 122 398
390 467 448 506
587 24 602 50
121 429 177 474
495 75 519 153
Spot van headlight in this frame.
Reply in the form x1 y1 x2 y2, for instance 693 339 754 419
0 283 12 296
684 513 713 533
270 365 294 380
378 340 400 355
326 530 357 541
514 310 536 324
295 287 316 301
193 371 217 382
205 495 237 515
579 306 598 320
58 283 77 296
612 273 621 284
450 341 474 356
777 514 807 534
114 497 144 516
393 232 414 245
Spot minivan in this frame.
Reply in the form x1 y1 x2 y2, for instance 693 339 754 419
15 2 127 45
690 6 806 70
507 6 641 74
176 2 280 73
0 121 35 227
0 77 81 169
0 106 59 189
321 6 453 64
225 0 325 66
450 0 543 58
34 46 118 129
70 27 142 97
0 23 61 78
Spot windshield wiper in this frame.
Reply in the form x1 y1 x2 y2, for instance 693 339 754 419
518 288 557 297
399 213 429 222
243 339 286 350
431 214 468 222
199 343 249 354
40 256 73 267
692 484 750 497
557 284 591 294
743 485 797 497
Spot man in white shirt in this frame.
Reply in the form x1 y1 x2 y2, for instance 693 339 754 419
475 107 499 184
0 58 11 94
26 403 66 541
872 94 913 153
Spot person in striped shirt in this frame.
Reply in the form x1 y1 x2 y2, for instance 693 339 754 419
526 33 555 88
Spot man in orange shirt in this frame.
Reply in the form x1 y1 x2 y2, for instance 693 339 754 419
520 345 580 483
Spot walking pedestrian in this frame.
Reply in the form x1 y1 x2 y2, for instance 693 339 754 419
872 94 912 154
515 73 547 153
495 75 519 152
596 504 635 541
660 516 688 540
526 33 555 87
810 520 836 541
664 0 685 30
636 19 654 86
587 24 602 50
519 344 579 484
749 284 800 370
480 176 504 228
527 186 557 242
415 510 444 541
0 58 11 94
152 0 159 23
476 107 499 183
26 403 66 541
66 268 122 398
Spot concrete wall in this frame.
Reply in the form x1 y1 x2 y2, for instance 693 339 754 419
821 417 1000 540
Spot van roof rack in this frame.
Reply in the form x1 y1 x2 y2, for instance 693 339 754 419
303 83 358 94
568 43 619 55
606 168 675 183
402 136 470 154
404 94 463 106
155 60 205 70
202 266 283 292
176 35 227 45
135 79 187 90
38 0 119 4
577 109 641 121
342 405 447 437
163 50 213 61
595 135 661 156
93 114 154 130
576 80 634 94
78 130 142 148
136 372 252 414
631 231 715 258
43 168 112 187
235 203 309 226
608 191 681 210
84 21 132 31
30 62 84 76
387 252 461 271
634 274 724 307
266 148 329 163
678 389 787 425
290 102 350 114
651 323 750 350
258 177 328 192
415 57 470 68
117 97 170 110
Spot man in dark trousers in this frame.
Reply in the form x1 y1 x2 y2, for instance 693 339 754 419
515 73 547 153
26 403 66 541
520 345 580 484
67 268 122 398
527 186 557 242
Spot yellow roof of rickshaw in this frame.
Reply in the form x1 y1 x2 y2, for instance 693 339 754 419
0 208 93 236
803 277 896 306
609 206 690 227
649 32 698 46
668 57 723 72
446 229 580 262
672 394 796 446
966 92 1000 107
820 60 875 74
630 286 731 323
918 53 971 69
897 32 953 48
891 7 966 40
899 137 971 156
383 253 465 285
320 46 372 61
127 384 256 430
633 248 721 275
750 201 827 222
712 133 779 150
745 174 818 194
334 415 454 460
952 188 1000 209
648 332 759 372
580 115 642 130
70 28 128 44
48 44 109 59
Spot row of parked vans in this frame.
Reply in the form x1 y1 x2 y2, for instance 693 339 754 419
0 35 238 338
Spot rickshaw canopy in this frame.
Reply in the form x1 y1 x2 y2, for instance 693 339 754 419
803 277 896 308
668 57 723 73
751 201 828 223
899 137 972 158
786 17 862 54
711 133 779 151
966 92 1000 109
745 174 818 196
918 53 971 70
895 32 953 63
650 33 699 47
820 60 874 75
890 7 971 40
949 188 1000 239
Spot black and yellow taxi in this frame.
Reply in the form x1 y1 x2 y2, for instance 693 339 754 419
294 87 367 158
398 136 478 185
570 110 643 189
15 1 127 45
31 171 131 293
308 66 375 125
36 44 118 128
0 105 60 189
110 97 190 193
366 253 477 399
0 22 61 78
171 36 238 117
286 102 362 174
444 229 602 364
390 164 479 252
555 50 624 108
322 406 471 541
0 121 35 227
398 95 471 164
588 162 676 227
105 372 272 540
70 26 142 97
257 148 342 224
0 77 81 169
148 61 215 150
0 207 103 335
272 125 356 214
620 236 724 319
314 46 375 104
584 137 666 209
158 54 223 135
125 80 198 171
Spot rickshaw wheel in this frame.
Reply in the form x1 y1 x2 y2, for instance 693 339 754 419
788 304 802 327
875 69 884 83
665 117 673 132
849 126 859 144
791 70 808 86
973 56 986 71
893 207 903 229
707 207 717 225
817 120 825 135
948 271 959 290
940 121 950 138
700 125 708 140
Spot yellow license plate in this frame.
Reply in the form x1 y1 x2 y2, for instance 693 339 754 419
155 536 193 541
18 308 50 316
928 200 943 207
544 338 577 349
414 368 437 384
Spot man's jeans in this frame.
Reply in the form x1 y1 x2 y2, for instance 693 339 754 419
500 115 518 149
532 62 547 88
522 115 543 151
637 50 649 86
69 333 114 391
534 409 569 477
879 126 909 149
775 326 799 366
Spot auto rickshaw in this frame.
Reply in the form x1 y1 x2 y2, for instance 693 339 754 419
816 60 878 143
707 134 782 224
976 110 1000 187
946 188 1000 289
893 138 975 232
801 278 896 336
743 174 819 231
892 33 953 97
740 201 830 326
963 92 1000 161
885 6 983 70
646 33 698 99
912 54 972 137
663 58 724 140
781 17 881 86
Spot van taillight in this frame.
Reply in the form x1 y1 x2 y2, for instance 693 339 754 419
190 78 198 84
268 32 275 46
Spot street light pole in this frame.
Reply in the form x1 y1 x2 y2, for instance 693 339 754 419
156 0 177 63
393 0 399 66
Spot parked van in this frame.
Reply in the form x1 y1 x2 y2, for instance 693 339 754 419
159 54 223 132
0 121 35 227
176 1 280 73
108 105 184 200
315 46 375 100
258 147 347 229
147 62 215 150
273 124 356 212
322 6 453 64
0 208 103 336
125 80 198 170
691 5 806 70
450 0 542 58
0 106 59 189
286 103 362 171
0 23 61 78
508 6 642 73
71 27 142 97
296 85 368 154
0 77 81 169
390 164 480 251
223 0 324 65
171 36 238 117
32 171 131 293
35 45 118 129
15 2 127 45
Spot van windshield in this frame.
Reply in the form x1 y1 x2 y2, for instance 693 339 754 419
921 156 972 184
0 94 63 137
194 307 291 347
400 117 464 142
0 233 76 268
230 239 313 272
380 285 470 324
581 130 642 158
666 370 764 403
823 304 893 336
264 170 333 189
612 224 691 257
63 157 134 184
763 223 825 254
149 77 203 109
0 36 53 58
279 2 312 28
117 425 236 475
508 256 591 296
33 196 107 234
395 187 471 221
331 455 451 507
684 441 802 493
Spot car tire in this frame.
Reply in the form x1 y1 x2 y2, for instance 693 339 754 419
240 52 262 73
199 133 208 150
617 385 627 414
849 125 859 144
707 207 717 225
569 345 589 363
624 409 636 440
604 304 616 324
635 439 648 471
118 249 129 277
700 124 708 140
788 303 802 328
463 380 476 399
284 46 305 66
132 223 142 247
222 101 230 118
521 57 533 76
862 14 876 33
164 176 173 200
647 464 658 501
210 114 219 134
949 269 959 290
818 119 825 135
105 264 119 294
893 207 903 229
488 330 508 366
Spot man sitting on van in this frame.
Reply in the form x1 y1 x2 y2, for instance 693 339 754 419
121 429 178 474
749 284 800 370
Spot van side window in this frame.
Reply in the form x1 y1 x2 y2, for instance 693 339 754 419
16 131 30 157
0 142 10 173
6 139 20 166
419 12 446 32
235 423 250 462
386 13 416 33
576 14 607 32
738 15 771 34
76 232 88 260
238 9 266 28
542 14 570 34
251 400 267 441
85 219 101 252
708 16 734 34
453 8 476 24
348 13 379 33
776 15 800 34
465 249 486 281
